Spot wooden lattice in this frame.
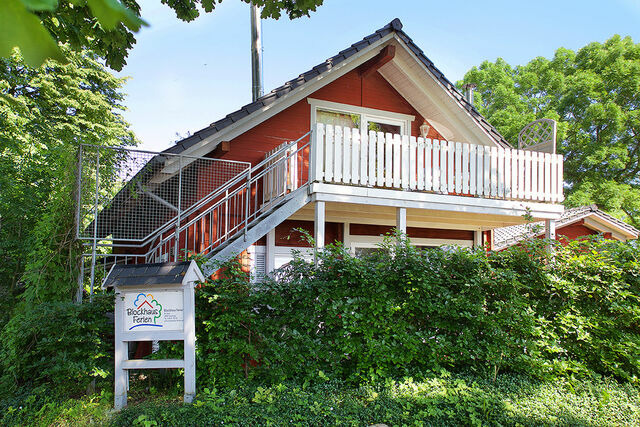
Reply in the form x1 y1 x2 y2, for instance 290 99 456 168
518 119 556 153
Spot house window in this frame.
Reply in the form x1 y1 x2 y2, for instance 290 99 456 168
309 98 414 136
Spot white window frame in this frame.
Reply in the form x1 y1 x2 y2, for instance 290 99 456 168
308 98 414 136
349 235 472 254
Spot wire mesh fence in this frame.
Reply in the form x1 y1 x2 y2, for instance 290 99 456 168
77 145 250 244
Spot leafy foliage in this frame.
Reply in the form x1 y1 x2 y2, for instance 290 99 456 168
109 374 640 426
0 293 114 398
190 236 640 387
460 35 640 227
1 0 325 70
0 48 137 308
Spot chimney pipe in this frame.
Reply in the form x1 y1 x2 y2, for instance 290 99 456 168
250 3 264 102
462 83 476 106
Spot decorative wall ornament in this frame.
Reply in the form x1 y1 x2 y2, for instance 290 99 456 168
518 119 557 154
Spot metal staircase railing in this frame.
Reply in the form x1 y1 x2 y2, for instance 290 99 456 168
144 130 312 266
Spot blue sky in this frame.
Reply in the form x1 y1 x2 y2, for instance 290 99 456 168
116 0 640 152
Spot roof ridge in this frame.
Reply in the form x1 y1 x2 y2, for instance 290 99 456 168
165 18 510 155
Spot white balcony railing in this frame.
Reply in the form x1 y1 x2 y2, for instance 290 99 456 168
312 124 564 203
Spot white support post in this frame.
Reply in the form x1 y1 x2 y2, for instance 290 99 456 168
343 222 351 253
473 230 483 249
265 229 275 274
183 282 196 403
396 207 407 236
545 219 556 252
114 291 128 410
314 201 325 261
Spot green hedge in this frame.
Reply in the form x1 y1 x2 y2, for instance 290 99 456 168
192 236 640 386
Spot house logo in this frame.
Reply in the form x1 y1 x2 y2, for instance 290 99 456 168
127 293 163 330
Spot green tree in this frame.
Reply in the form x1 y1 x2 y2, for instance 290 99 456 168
1 0 325 71
460 35 640 227
0 47 137 309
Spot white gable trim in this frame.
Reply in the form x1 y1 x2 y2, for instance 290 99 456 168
388 35 504 148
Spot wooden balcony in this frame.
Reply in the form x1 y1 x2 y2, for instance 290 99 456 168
309 124 564 219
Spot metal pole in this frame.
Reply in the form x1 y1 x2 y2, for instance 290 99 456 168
174 156 183 262
75 145 83 240
250 3 264 102
89 150 100 302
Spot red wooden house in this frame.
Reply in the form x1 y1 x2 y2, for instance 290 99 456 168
493 205 638 250
80 19 566 283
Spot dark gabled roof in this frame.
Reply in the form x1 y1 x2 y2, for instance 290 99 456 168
493 205 640 250
164 18 511 156
103 261 192 288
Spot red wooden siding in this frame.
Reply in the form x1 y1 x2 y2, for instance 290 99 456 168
215 69 443 166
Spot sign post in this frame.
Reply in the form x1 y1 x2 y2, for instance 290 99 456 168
104 261 204 410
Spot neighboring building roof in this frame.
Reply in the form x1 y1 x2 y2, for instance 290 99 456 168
493 205 640 250
164 18 511 156
102 261 201 288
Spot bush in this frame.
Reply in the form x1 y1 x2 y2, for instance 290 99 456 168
0 293 114 398
190 235 640 386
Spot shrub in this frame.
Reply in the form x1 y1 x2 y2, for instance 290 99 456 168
0 293 114 398
190 235 640 386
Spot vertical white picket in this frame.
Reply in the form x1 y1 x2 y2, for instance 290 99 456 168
359 130 368 185
490 147 498 197
425 139 433 191
377 131 385 186
497 148 504 198
384 133 393 187
417 137 425 191
530 152 538 201
504 148 511 198
447 141 455 193
334 126 343 183
433 140 440 192
342 127 350 184
557 154 564 202
401 135 410 189
393 134 402 188
314 123 325 182
369 131 377 186
409 136 417 190
543 153 551 201
537 154 544 201
511 148 518 199
351 128 359 185
484 146 491 196
524 150 531 200
462 143 469 194
550 154 558 202
469 144 476 195
517 150 525 199
476 145 484 196
455 142 462 193
441 141 448 193
324 124 334 182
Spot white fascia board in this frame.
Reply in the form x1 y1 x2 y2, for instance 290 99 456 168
184 260 205 284
583 216 637 240
391 35 504 148
310 183 564 219
181 34 396 159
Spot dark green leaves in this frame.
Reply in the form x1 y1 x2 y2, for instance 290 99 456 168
460 35 640 227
